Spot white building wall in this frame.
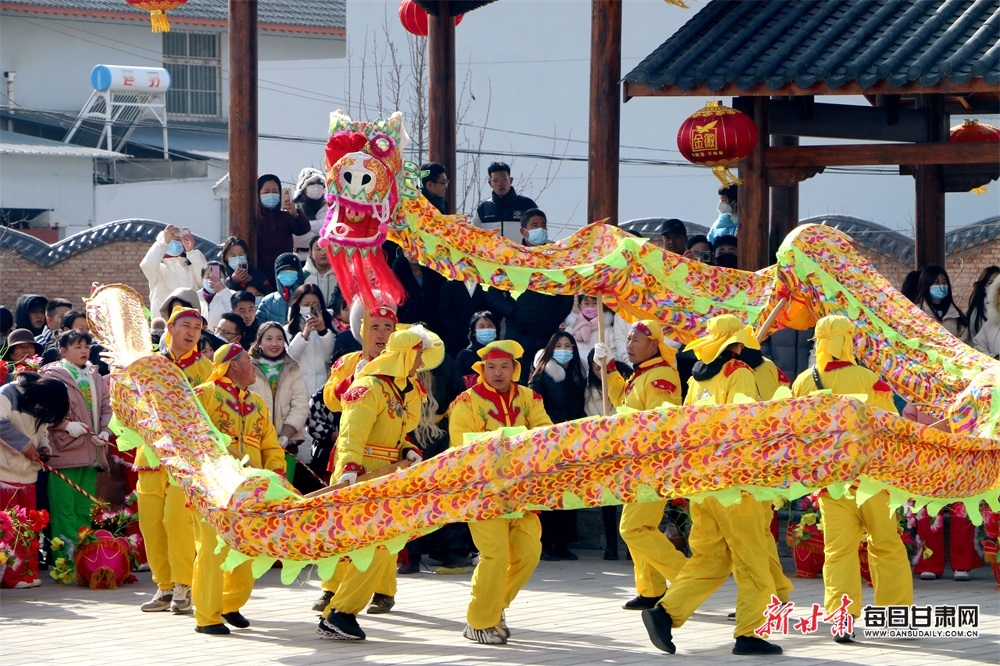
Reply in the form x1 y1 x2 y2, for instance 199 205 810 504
94 173 226 242
0 154 95 229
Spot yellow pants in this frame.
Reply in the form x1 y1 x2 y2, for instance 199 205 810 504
758 501 793 603
619 500 689 597
660 496 774 638
820 491 913 618
193 515 255 627
136 468 195 590
320 559 397 597
324 549 396 616
466 513 541 630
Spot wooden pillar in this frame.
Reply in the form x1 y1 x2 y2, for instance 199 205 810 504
228 0 258 263
587 0 621 226
735 96 769 270
914 94 946 269
769 134 799 261
428 2 457 214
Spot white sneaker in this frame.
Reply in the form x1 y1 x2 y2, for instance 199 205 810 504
29 578 41 588
170 583 192 613
953 570 970 581
919 572 937 580
141 588 173 612
12 580 31 589
463 624 507 645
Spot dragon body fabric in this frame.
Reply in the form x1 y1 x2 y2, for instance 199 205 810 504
91 112 1000 577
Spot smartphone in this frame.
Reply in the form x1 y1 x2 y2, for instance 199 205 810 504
281 187 292 207
180 227 190 237
310 305 321 319
208 265 221 282
237 260 248 271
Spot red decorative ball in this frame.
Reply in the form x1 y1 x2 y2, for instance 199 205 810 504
74 530 134 589
398 0 463 38
677 101 758 169
950 119 1000 143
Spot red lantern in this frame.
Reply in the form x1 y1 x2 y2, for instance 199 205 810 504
399 0 463 37
124 0 188 32
677 101 758 186
950 119 1000 143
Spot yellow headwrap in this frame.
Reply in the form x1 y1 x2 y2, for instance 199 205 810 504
813 315 856 370
401 323 445 372
358 329 424 389
684 314 760 363
206 342 245 384
473 340 525 383
164 306 202 351
630 319 679 366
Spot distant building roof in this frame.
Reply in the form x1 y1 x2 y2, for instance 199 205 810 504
620 217 710 239
415 1 498 15
624 0 1000 98
0 129 124 158
0 0 346 35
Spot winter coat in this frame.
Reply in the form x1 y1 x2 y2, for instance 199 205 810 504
0 382 48 484
255 205 311 285
302 255 339 308
249 357 310 441
256 256 305 324
331 328 362 365
760 327 814 380
707 213 738 244
564 310 615 368
293 166 327 255
611 314 634 367
584 383 614 418
14 294 48 337
421 186 449 215
437 280 491 357
920 301 969 343
392 254 445 332
470 187 538 242
485 288 574 368
198 287 233 329
528 359 586 425
224 266 273 295
286 326 336 397
455 341 487 388
39 362 111 469
139 233 207 317
973 277 1000 357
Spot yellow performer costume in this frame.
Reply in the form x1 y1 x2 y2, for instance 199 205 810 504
449 340 552 645
791 315 913 637
192 343 285 634
601 320 688 608
136 307 211 613
317 329 426 642
644 316 782 656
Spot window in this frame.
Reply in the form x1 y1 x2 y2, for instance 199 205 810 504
163 32 221 118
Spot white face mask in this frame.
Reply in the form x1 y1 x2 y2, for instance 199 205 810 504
306 184 325 199
718 202 732 215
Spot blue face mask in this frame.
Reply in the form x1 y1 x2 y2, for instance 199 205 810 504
202 280 215 294
552 349 574 366
276 271 298 287
166 240 185 256
527 227 548 245
260 193 281 209
929 284 949 301
475 328 497 345
228 256 246 271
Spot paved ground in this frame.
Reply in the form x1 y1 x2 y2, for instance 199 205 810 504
2 551 998 665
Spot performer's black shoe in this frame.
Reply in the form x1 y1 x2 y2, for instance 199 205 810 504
195 623 230 635
641 605 675 654
366 593 395 614
603 546 619 560
312 590 334 612
834 631 856 644
555 545 578 560
318 611 366 641
221 611 250 628
623 594 662 610
397 557 421 574
540 546 560 561
733 636 782 655
727 612 736 620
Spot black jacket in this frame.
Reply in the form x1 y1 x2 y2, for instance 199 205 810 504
391 254 445 331
485 288 574 348
421 187 449 215
473 187 537 238
14 294 48 336
528 359 586 425
437 280 491 357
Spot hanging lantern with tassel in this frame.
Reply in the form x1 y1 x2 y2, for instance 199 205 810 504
677 101 758 186
398 0 463 38
125 0 189 33
950 119 1000 195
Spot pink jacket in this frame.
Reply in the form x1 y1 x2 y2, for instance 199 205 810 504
40 363 112 469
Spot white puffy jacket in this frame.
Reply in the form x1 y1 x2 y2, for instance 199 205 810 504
139 232 206 316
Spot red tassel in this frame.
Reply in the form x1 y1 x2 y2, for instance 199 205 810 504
365 249 406 307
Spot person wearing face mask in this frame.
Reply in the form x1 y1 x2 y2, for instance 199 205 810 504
485 209 574 379
256 173 311 286
221 236 273 296
528 332 587 562
196 261 233 329
455 311 502 388
915 265 970 342
140 224 207 317
707 184 738 244
302 235 339 307
713 234 739 270
293 167 329 263
564 294 617 365
256 253 305 324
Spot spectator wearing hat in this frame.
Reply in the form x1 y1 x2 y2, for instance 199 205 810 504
14 294 48 337
257 253 305 324
470 162 538 242
420 162 450 214
3 329 44 375
652 219 688 255
140 225 206 318
158 287 201 322
256 174 311 285
292 167 328 262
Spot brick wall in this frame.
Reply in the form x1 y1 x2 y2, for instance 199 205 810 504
0 241 151 312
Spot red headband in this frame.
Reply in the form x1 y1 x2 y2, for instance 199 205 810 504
221 343 244 363
482 348 515 362
631 321 654 338
370 307 398 324
169 307 201 324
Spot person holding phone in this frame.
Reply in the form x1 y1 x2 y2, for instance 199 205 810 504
220 236 272 295
197 261 233 329
256 174 311 286
140 224 206 317
285 284 335 399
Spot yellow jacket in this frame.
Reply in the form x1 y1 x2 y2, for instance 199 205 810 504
323 350 363 413
754 358 790 401
684 358 760 406
608 357 681 411
194 377 286 471
790 361 895 412
333 374 424 477
136 349 213 471
449 382 553 448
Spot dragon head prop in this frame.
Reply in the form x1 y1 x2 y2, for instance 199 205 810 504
320 110 419 309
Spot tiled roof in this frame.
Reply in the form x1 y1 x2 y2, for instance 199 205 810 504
0 129 125 158
415 1 498 16
620 217 710 239
0 0 346 34
624 0 1000 95
1 219 219 267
